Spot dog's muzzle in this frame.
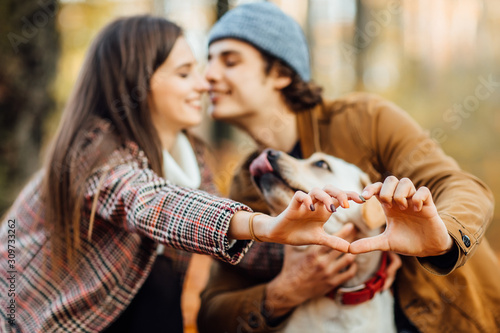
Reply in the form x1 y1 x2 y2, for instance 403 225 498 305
249 149 280 178
249 149 295 192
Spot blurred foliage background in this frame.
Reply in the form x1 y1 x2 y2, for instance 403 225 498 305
2 1 499 331
2 0 498 246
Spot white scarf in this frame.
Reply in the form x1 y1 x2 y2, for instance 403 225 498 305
162 132 201 189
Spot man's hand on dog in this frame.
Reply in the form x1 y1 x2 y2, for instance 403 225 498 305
265 223 358 318
259 187 364 252
349 176 454 257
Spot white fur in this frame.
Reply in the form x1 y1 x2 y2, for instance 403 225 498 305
283 290 395 333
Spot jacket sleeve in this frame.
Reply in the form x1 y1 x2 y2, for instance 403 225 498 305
357 94 494 274
84 156 253 265
198 260 289 333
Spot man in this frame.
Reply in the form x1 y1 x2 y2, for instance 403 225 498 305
198 2 500 332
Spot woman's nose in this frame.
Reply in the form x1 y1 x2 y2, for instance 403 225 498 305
204 60 221 83
195 72 210 92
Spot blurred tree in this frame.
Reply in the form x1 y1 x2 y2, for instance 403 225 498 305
0 0 60 214
210 0 232 148
216 0 229 16
354 0 368 91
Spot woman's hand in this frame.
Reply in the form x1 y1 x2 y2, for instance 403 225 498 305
349 176 454 257
253 186 364 252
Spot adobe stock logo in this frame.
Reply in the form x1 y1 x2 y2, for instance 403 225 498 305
7 0 57 54
442 75 499 130
340 1 401 63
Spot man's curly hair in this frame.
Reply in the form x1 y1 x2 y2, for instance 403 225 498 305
261 50 323 112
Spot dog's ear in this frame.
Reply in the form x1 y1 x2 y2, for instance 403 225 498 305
359 172 386 230
359 172 371 189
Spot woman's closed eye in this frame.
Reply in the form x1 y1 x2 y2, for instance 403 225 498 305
176 63 193 78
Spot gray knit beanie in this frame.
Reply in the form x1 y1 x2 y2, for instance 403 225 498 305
208 2 311 81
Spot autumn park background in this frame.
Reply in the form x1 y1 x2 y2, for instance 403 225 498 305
1 1 500 332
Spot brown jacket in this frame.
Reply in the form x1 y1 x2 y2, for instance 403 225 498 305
198 93 500 332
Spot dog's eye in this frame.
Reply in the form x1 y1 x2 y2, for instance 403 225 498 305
313 160 331 171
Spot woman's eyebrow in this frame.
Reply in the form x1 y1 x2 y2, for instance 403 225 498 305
175 62 193 70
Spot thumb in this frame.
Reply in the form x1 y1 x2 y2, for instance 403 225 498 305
319 233 350 253
349 234 389 254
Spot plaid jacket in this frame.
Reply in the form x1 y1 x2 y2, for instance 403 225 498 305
162 134 222 284
0 139 252 333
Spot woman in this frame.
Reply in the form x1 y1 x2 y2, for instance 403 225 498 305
0 16 357 332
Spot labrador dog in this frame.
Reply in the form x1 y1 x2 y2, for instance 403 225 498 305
249 149 396 333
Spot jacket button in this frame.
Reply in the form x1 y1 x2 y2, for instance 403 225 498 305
462 234 471 248
248 311 260 328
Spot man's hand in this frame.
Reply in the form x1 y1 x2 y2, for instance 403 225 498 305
349 176 454 257
383 252 402 290
264 223 358 319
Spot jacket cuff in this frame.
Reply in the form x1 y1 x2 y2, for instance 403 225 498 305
417 214 476 275
219 203 254 265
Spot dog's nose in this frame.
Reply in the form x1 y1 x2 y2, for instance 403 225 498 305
266 149 280 161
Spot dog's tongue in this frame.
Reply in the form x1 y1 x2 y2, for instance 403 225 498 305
249 151 273 177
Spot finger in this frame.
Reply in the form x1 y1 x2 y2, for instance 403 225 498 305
379 176 399 208
346 191 365 204
316 223 356 255
348 234 390 254
326 253 356 273
411 186 433 212
317 233 350 253
393 178 416 210
309 187 335 213
322 185 349 209
290 190 314 211
328 261 358 289
361 182 383 200
383 252 402 290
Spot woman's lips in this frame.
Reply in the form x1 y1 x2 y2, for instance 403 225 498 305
209 90 229 103
186 98 202 109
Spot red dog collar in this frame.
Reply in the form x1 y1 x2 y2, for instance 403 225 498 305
326 251 388 305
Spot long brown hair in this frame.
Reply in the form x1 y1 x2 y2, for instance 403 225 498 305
42 15 182 266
